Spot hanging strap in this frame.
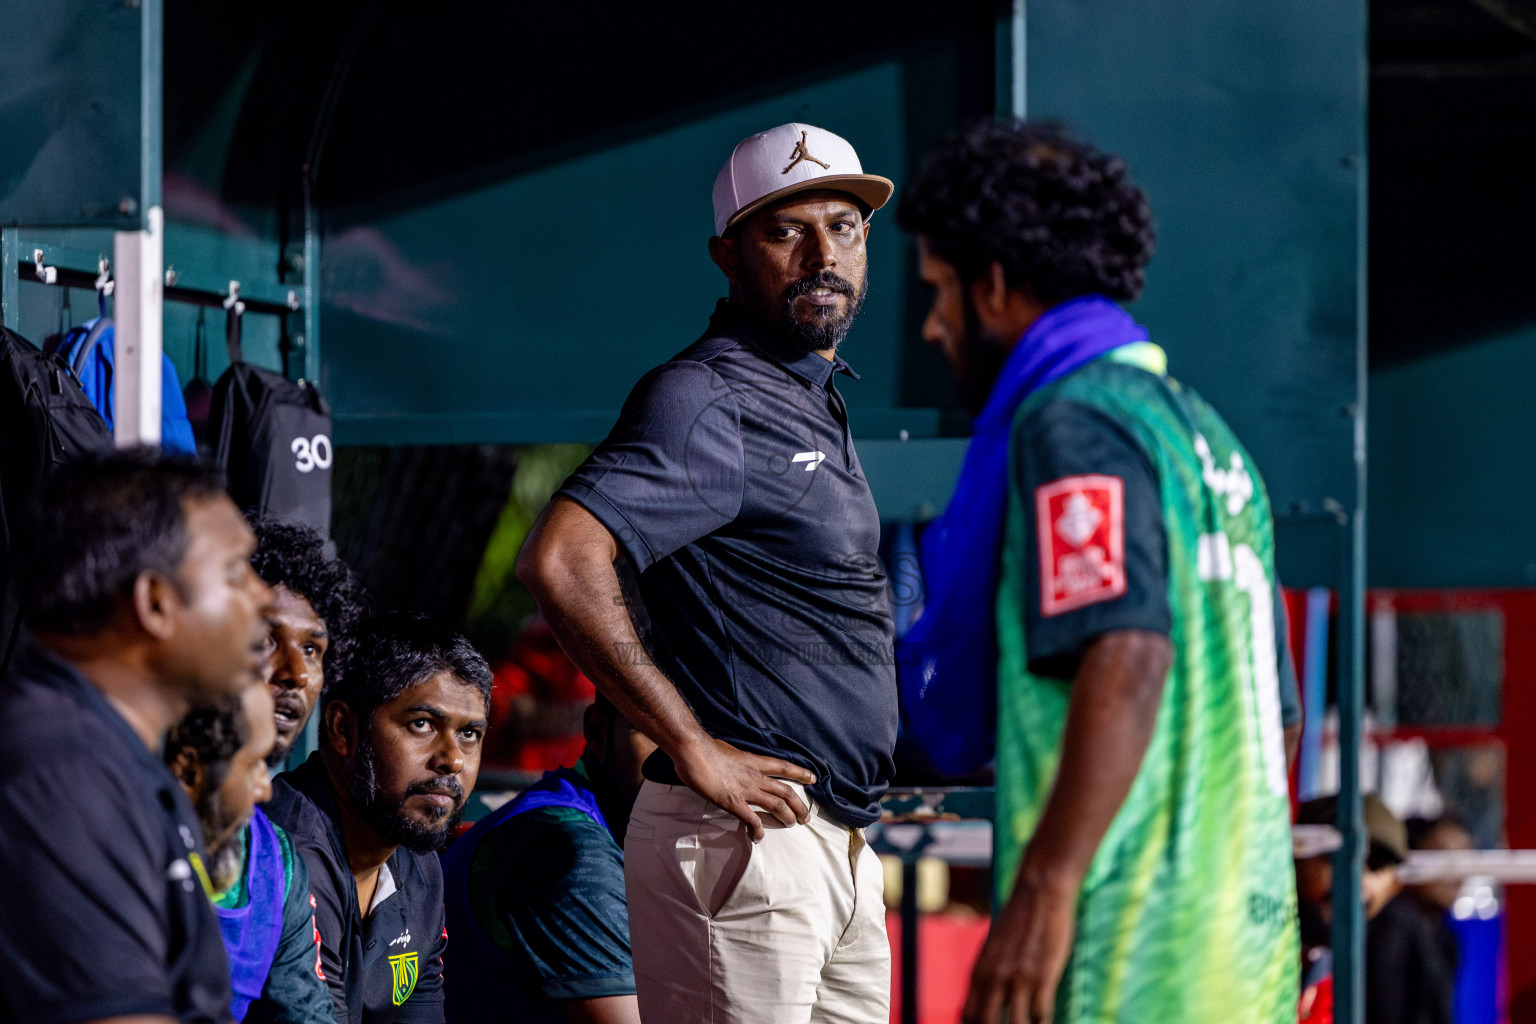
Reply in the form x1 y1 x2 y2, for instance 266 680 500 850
193 308 208 381
70 317 115 377
225 303 244 366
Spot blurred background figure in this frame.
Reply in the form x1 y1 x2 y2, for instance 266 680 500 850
1294 821 1343 1024
166 684 336 1023
1297 795 1455 1024
482 620 595 773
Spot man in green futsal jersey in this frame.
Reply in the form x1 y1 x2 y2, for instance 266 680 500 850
898 119 1299 1024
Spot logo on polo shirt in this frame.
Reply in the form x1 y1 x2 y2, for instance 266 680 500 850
792 450 826 471
390 928 411 948
389 951 419 1006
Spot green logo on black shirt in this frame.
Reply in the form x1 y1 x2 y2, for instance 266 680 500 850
388 952 418 1005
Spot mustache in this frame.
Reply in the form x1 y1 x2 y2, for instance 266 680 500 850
784 271 854 301
406 777 465 803
273 692 306 717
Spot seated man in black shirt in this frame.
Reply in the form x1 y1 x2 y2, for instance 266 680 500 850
0 450 275 1024
166 681 336 1024
265 612 492 1024
442 691 656 1024
249 518 366 772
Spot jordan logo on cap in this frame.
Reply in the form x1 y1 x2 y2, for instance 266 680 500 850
783 131 831 174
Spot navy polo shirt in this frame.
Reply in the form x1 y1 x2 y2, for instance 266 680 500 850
558 298 899 827
0 643 233 1024
265 753 447 1024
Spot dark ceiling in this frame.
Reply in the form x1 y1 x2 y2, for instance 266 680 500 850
163 1 992 223
1370 0 1536 367
162 0 1536 371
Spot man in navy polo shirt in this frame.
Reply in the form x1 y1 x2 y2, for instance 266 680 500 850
0 450 275 1024
518 123 899 1024
265 612 491 1024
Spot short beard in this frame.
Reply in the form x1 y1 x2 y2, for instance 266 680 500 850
206 833 246 894
956 289 1012 418
351 735 464 855
193 784 246 894
266 736 294 770
744 270 869 356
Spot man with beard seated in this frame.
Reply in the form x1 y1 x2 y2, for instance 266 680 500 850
166 683 336 1023
265 612 492 1024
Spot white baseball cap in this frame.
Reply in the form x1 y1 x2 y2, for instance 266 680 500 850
711 123 894 237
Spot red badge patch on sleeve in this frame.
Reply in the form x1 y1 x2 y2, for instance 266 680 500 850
309 892 325 980
1036 474 1126 615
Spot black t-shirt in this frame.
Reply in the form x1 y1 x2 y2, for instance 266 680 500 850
444 803 632 1024
1013 399 1300 725
558 299 898 827
265 754 447 1024
0 643 233 1024
1365 892 1455 1024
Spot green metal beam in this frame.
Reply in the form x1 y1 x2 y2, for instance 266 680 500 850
994 0 1026 117
1332 64 1372 1023
0 227 18 329
138 0 162 223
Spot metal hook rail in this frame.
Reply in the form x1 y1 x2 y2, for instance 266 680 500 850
18 256 299 317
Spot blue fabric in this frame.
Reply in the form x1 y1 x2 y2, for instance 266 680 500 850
898 296 1148 775
217 807 287 1022
57 317 197 455
1449 913 1501 1024
499 768 609 829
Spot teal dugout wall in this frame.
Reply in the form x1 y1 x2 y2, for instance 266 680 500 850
0 0 151 228
2 0 307 391
1370 322 1536 587
319 39 990 521
323 63 916 443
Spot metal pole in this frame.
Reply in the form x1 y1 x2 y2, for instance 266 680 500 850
994 0 1027 118
111 0 163 448
113 205 164 446
1331 54 1371 1020
302 184 321 385
901 854 920 1024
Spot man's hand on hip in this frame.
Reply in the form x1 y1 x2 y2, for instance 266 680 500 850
961 874 1077 1024
673 736 816 842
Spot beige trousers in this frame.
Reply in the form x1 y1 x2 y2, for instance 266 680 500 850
624 780 890 1024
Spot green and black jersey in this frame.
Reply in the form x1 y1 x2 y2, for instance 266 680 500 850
995 349 1299 1023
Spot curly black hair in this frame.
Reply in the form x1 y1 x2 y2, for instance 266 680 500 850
897 118 1155 305
164 696 248 795
248 517 367 695
321 611 492 726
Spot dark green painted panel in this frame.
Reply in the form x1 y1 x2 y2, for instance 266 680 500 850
1369 325 1536 587
1027 0 1366 585
858 438 968 523
0 0 150 227
320 63 912 437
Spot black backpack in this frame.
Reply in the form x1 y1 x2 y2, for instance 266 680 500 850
0 324 114 669
209 311 332 538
